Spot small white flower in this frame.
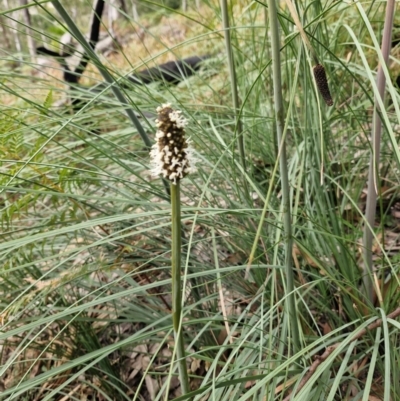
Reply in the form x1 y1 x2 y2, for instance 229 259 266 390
169 110 187 128
156 130 165 139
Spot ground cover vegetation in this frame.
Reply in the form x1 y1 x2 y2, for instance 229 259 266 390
0 0 400 400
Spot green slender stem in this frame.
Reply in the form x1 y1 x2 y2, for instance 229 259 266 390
267 0 300 353
170 182 190 397
220 0 246 174
49 0 151 148
362 0 395 305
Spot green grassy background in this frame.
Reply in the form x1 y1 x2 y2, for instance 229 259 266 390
0 0 400 400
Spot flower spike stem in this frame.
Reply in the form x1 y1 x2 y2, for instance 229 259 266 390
171 182 190 396
267 0 300 354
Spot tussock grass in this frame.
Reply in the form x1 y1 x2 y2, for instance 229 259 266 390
1 0 400 400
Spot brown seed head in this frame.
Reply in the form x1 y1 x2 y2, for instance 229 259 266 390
313 64 333 106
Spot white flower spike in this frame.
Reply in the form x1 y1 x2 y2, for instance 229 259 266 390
150 104 197 184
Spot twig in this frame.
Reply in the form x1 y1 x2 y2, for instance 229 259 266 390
282 307 400 401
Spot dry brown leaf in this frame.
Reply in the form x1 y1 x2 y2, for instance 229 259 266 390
144 375 159 400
